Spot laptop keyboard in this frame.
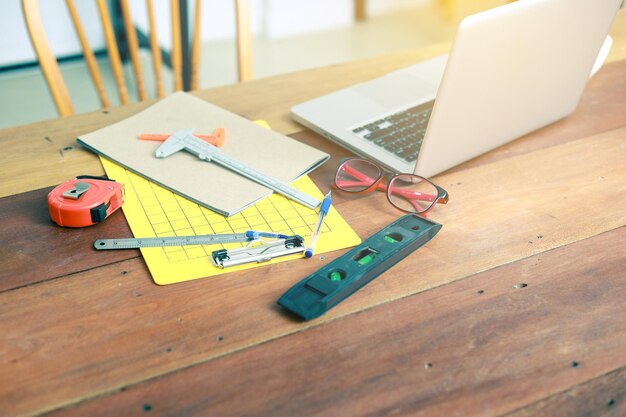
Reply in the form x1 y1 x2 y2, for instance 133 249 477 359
351 101 434 163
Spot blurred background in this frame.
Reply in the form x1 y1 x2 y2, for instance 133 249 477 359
0 0 597 128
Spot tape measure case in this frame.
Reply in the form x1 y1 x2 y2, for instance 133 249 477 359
48 177 124 227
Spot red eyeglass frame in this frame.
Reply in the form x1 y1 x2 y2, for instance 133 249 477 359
333 158 449 215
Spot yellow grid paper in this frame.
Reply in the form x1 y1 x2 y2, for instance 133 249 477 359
100 157 361 285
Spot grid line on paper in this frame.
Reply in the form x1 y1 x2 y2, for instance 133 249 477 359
117 167 330 264
100 155 362 285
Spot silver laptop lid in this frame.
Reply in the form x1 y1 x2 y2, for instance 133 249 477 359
414 0 621 177
291 0 621 178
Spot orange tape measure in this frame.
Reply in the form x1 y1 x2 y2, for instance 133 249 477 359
48 176 124 227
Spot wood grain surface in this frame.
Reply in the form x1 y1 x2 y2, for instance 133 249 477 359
0 9 624 417
1 124 624 416
0 187 134 291
41 227 626 417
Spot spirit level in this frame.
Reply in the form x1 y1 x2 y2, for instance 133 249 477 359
277 214 442 320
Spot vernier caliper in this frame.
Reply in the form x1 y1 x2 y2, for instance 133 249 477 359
155 129 320 209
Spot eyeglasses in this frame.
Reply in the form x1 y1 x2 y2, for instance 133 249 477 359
333 158 448 216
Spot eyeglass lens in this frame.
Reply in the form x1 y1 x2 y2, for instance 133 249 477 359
335 159 383 192
388 174 439 213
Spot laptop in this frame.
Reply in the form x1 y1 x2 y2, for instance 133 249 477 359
291 0 621 178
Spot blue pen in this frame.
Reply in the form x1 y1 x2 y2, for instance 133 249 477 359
305 191 332 258
246 231 289 240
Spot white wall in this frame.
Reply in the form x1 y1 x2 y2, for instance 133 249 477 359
135 0 430 44
2 0 106 67
2 0 430 67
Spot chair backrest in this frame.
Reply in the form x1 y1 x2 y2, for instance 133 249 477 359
21 0 253 117
190 0 253 88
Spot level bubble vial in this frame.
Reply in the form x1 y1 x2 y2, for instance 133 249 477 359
353 247 379 265
384 232 403 243
328 269 346 281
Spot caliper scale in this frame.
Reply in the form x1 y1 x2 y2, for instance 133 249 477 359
155 129 320 209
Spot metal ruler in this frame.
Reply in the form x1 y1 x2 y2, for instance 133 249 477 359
94 232 252 250
155 129 320 209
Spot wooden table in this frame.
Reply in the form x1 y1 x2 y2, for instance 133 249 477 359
1 11 625 417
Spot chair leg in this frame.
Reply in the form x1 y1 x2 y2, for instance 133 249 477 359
355 0 365 21
170 0 183 91
235 0 253 82
190 0 202 90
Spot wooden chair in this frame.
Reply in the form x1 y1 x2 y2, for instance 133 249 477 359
193 0 253 85
21 0 253 117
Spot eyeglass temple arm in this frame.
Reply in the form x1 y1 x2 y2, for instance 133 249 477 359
389 187 438 202
335 180 374 188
